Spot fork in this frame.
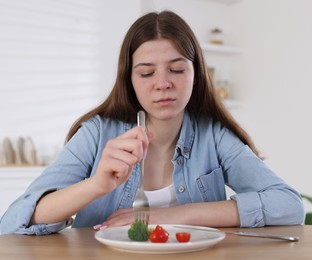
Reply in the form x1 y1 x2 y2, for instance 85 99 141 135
132 110 150 225
172 225 299 242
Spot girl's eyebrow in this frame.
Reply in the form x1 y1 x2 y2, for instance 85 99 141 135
133 62 153 69
133 57 188 69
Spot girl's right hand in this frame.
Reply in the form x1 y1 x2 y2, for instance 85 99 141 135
91 126 152 196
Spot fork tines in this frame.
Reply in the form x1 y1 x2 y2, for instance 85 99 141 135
134 210 149 226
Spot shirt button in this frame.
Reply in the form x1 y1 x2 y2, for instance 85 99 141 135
177 158 184 165
178 186 185 193
183 147 188 154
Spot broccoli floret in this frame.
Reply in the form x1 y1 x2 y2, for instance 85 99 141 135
127 220 150 241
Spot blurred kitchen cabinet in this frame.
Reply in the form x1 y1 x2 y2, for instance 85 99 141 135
201 43 243 109
200 0 243 109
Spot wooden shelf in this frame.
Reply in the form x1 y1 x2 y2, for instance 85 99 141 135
204 0 241 5
224 99 241 109
201 43 242 55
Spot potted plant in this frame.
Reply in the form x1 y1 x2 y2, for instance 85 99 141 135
301 194 312 224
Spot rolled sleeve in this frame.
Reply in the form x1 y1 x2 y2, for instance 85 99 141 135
0 188 74 235
15 218 73 235
231 186 305 227
214 125 305 227
231 192 265 227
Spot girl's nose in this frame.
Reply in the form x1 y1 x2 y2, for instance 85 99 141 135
155 76 172 90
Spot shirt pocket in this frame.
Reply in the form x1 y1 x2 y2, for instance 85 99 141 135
196 167 226 202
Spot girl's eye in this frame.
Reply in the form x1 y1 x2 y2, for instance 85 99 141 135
170 69 184 74
138 68 185 77
141 72 154 78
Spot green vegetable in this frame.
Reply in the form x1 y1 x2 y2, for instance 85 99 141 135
127 220 150 241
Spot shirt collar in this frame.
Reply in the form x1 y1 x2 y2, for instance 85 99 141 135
175 110 195 160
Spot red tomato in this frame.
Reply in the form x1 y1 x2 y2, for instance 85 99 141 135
149 225 169 243
176 232 191 243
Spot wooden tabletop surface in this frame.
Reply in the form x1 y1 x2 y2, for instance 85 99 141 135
0 225 310 259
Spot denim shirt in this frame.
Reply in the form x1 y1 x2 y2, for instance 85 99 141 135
0 111 305 235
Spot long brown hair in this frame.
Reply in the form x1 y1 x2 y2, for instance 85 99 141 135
66 11 260 157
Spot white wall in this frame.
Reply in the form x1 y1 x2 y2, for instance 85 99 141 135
97 0 141 101
0 0 103 163
0 0 141 164
142 0 230 43
231 0 312 206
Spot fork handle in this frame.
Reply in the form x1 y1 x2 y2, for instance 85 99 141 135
137 110 146 129
230 231 299 241
137 111 146 182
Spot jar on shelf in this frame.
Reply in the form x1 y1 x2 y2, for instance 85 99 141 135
209 27 224 45
216 80 230 99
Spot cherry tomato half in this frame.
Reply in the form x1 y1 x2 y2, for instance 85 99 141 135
176 232 191 243
149 225 169 243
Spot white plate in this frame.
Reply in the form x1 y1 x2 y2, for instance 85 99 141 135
95 224 225 254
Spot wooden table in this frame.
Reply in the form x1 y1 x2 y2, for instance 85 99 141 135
0 225 311 259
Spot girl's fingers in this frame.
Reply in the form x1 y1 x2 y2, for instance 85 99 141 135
117 126 148 141
103 138 144 163
103 144 141 166
117 126 151 158
107 126 153 162
94 126 155 195
102 208 135 227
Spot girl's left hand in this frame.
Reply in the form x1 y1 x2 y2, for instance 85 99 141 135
93 206 187 230
93 200 240 230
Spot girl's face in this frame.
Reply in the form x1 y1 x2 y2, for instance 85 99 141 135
131 39 195 122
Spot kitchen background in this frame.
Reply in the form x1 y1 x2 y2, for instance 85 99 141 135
0 0 311 217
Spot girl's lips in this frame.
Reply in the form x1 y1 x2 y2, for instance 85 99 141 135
155 98 175 103
154 98 176 106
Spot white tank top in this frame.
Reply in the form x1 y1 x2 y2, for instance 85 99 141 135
144 184 178 208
